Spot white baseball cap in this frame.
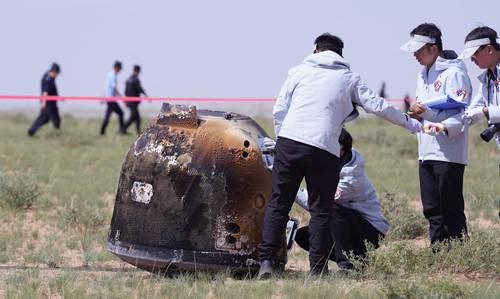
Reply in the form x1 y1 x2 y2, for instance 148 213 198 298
457 38 491 59
400 35 436 53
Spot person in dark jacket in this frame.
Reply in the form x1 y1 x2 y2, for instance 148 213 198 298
123 65 148 134
28 63 62 136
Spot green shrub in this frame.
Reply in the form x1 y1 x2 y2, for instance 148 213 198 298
381 276 471 299
0 171 41 210
359 229 499 278
381 191 427 240
0 229 24 263
59 198 107 233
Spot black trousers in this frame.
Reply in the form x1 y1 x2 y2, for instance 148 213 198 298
123 102 141 134
28 103 60 136
258 137 340 272
100 102 124 135
419 160 467 244
294 203 384 269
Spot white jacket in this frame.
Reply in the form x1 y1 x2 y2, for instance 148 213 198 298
445 63 500 154
416 56 472 164
295 149 390 235
273 51 417 157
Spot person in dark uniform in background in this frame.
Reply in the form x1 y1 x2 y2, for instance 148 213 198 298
28 63 61 136
403 93 412 113
123 65 148 135
100 61 125 135
378 82 387 98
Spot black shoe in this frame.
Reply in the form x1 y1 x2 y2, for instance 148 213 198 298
257 260 273 280
334 267 356 278
117 128 130 135
309 262 329 277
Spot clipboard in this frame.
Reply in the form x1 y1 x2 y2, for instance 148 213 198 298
421 95 467 110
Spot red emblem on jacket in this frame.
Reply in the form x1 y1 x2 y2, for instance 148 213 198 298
456 88 467 99
434 81 442 92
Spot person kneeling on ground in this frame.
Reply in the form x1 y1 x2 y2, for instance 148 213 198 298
293 129 390 272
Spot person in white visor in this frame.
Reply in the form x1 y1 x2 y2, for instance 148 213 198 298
426 26 500 215
400 23 472 248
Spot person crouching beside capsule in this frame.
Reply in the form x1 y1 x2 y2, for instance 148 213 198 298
293 129 389 274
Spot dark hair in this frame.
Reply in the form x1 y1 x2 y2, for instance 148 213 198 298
339 128 352 153
339 128 353 168
133 65 141 72
50 63 60 73
314 33 344 56
465 26 500 50
114 61 123 69
410 23 443 52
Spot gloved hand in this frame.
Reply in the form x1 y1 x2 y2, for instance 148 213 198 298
423 122 445 136
405 117 423 133
263 137 276 153
462 107 486 124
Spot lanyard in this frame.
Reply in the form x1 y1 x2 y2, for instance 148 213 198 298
487 70 498 106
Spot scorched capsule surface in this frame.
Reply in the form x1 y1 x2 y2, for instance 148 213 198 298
107 103 287 273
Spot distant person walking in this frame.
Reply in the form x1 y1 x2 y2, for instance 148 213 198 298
403 93 412 113
100 61 125 135
379 82 387 98
28 63 62 137
123 65 148 135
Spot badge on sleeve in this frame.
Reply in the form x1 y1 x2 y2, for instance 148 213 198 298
434 81 442 92
455 88 467 99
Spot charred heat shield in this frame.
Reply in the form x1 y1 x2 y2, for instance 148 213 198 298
107 104 287 273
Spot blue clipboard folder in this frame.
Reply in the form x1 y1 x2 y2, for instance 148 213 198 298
421 95 467 110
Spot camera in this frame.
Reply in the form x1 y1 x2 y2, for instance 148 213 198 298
480 123 500 142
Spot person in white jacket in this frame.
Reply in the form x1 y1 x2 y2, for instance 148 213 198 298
400 23 472 246
293 129 389 271
257 33 422 279
425 26 500 218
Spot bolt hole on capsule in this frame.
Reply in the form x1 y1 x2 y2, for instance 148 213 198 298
225 235 237 244
225 223 240 233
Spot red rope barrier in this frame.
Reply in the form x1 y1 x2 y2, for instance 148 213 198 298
0 95 409 103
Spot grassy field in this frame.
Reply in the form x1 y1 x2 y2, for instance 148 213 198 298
0 112 499 299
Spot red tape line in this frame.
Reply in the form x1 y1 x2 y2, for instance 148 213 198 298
0 95 408 102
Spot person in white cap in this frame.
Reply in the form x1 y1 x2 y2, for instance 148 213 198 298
256 33 422 279
400 23 472 247
426 26 500 184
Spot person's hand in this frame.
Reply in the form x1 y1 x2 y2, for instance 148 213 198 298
407 111 423 120
410 102 427 114
405 117 423 133
334 189 341 201
263 137 276 153
462 107 486 124
423 122 445 136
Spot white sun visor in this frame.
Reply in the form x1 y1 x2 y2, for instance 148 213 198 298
400 35 436 53
458 38 491 59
